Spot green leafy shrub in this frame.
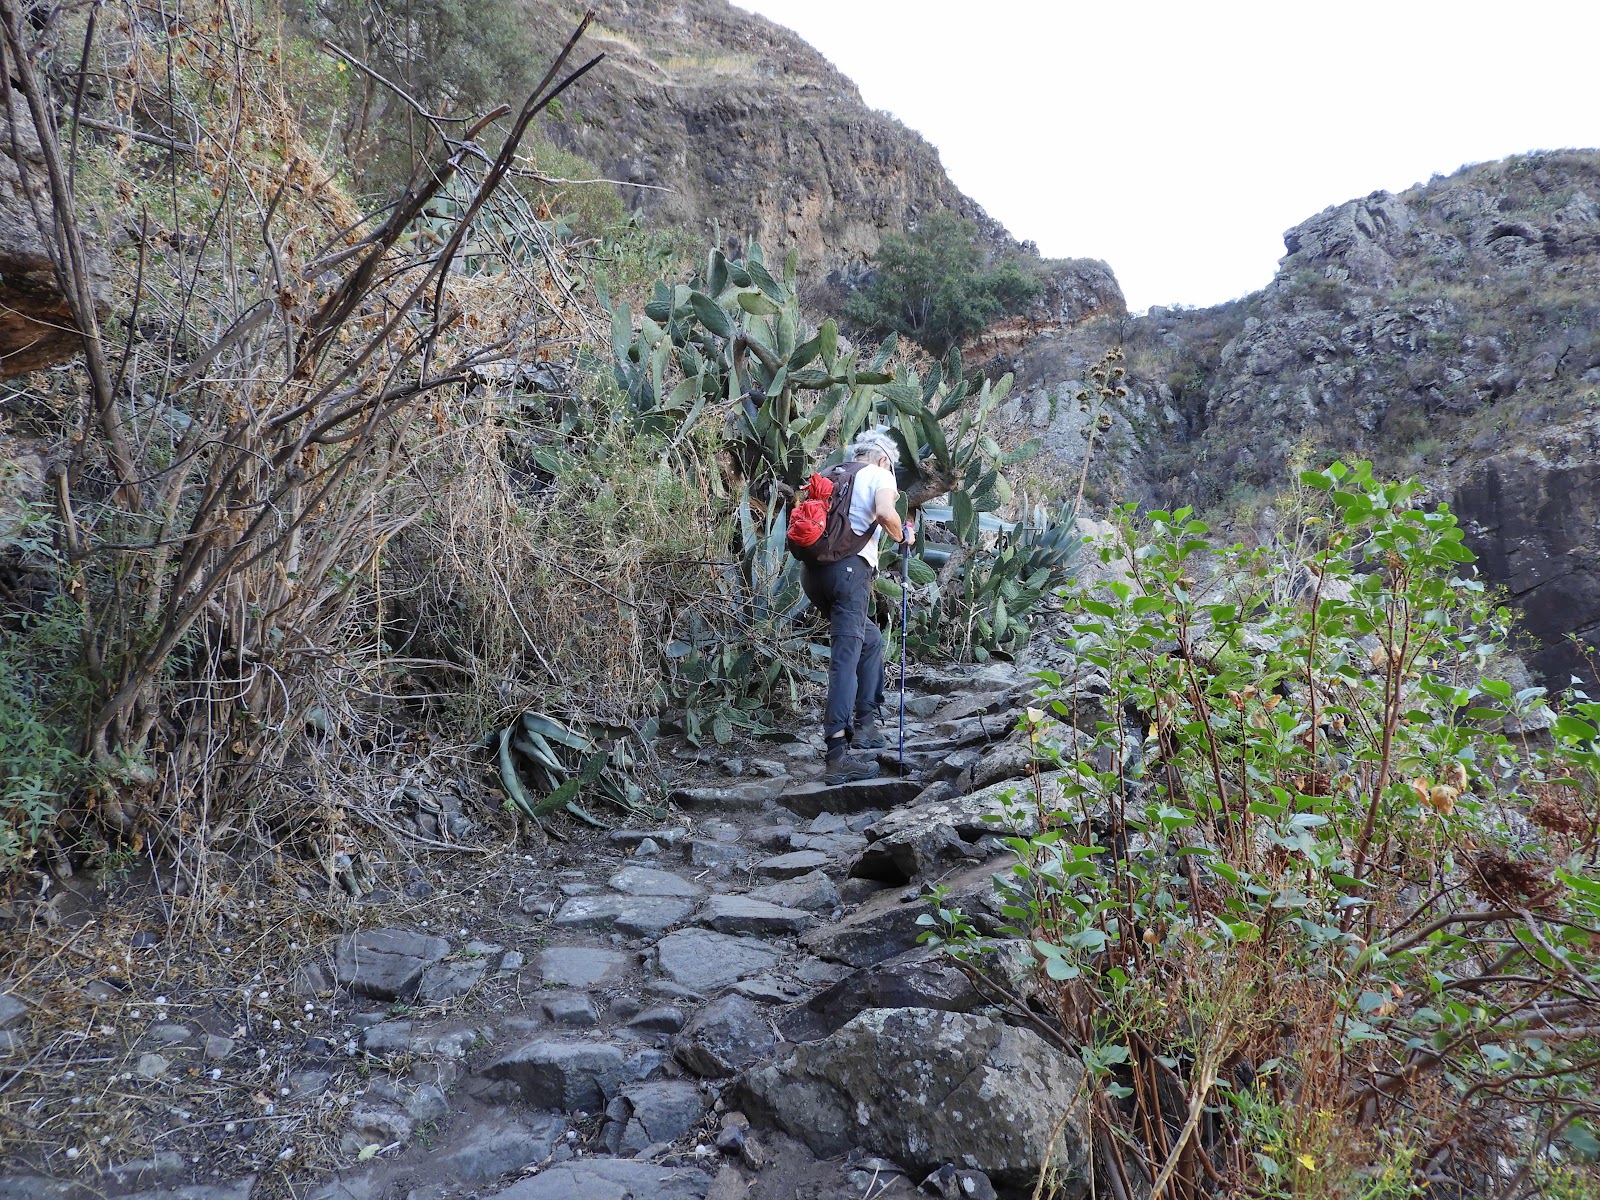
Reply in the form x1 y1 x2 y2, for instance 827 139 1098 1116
927 461 1600 1195
843 211 1043 354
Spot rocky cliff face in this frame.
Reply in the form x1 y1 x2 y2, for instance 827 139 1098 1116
527 0 1121 324
1002 150 1600 686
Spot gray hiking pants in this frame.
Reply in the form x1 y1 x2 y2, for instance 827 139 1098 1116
801 556 884 741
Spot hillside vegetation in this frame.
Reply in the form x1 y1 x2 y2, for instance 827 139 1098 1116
0 4 1597 1200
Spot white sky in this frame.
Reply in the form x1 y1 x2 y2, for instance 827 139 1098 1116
734 0 1600 312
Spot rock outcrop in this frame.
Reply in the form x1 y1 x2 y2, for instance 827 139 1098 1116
525 0 1120 321
1454 417 1600 684
1002 150 1600 685
732 1007 1091 1192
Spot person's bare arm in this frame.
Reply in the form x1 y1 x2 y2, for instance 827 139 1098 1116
872 482 913 544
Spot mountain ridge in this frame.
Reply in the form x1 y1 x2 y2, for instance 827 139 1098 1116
996 148 1600 686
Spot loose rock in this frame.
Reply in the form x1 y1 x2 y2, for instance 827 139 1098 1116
333 929 452 1000
673 995 776 1078
601 1080 709 1153
540 992 601 1027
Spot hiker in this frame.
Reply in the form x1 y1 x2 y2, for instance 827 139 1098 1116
799 428 914 784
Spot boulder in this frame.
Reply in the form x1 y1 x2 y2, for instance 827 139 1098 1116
801 864 1006 969
778 949 983 1041
732 1008 1090 1192
852 774 1068 884
333 929 451 1000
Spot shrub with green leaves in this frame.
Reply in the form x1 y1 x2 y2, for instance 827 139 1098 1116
924 461 1600 1195
843 211 1043 354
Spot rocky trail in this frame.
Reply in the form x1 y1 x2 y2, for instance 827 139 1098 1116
3 653 1100 1200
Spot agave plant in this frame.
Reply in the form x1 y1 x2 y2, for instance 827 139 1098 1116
888 503 1084 661
494 711 662 827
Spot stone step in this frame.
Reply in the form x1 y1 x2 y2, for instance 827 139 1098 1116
779 776 921 818
651 928 783 995
698 894 815 936
607 865 706 898
480 1158 711 1199
668 780 782 810
481 1038 664 1112
552 893 695 936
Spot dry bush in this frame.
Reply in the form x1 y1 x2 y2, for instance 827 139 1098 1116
382 394 735 733
0 0 598 877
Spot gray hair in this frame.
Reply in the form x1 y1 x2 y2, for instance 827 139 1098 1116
850 428 900 468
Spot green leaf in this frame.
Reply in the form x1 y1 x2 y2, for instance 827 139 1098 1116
737 290 780 316
819 318 838 368
952 491 979 543
689 291 732 339
746 258 786 303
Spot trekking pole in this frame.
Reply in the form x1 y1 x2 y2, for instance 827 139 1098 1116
898 525 911 775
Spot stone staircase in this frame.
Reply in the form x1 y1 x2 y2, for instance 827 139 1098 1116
10 658 1095 1200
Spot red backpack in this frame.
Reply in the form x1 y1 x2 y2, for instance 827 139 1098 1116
787 461 876 566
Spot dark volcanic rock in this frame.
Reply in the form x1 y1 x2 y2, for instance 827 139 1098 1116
653 928 782 994
602 1080 709 1154
482 1040 630 1111
778 949 983 1042
852 776 1062 885
673 994 776 1078
333 929 451 1000
485 1157 710 1199
732 1008 1090 1192
800 864 1004 968
780 776 922 819
1456 428 1600 686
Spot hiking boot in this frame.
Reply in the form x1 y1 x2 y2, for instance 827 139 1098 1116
852 712 888 750
824 739 880 785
